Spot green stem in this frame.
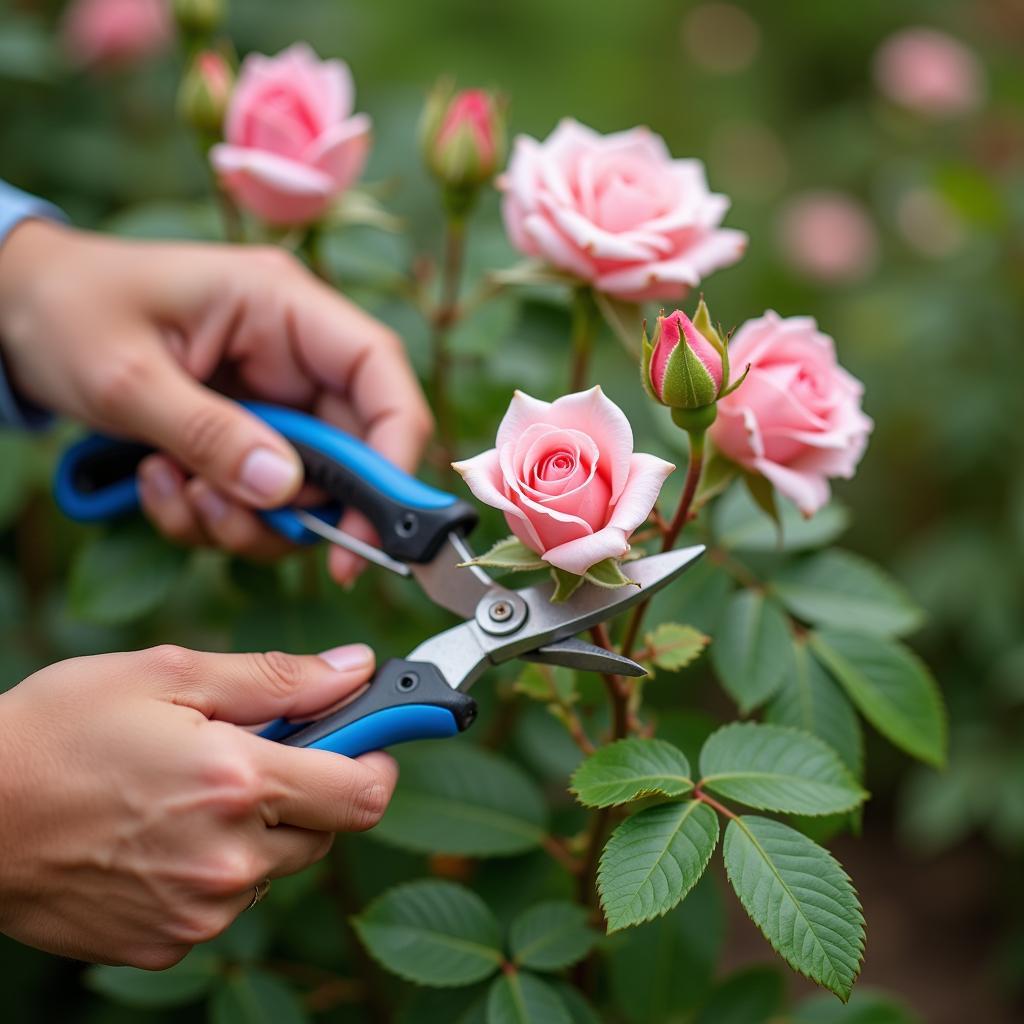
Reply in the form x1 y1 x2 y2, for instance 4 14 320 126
569 286 596 392
620 430 706 659
430 215 467 469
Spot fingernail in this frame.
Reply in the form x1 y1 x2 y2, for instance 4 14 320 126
239 447 300 501
141 461 177 499
318 644 373 672
192 485 228 523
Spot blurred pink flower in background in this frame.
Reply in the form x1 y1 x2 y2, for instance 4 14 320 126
499 118 747 302
710 312 873 516
777 191 879 284
874 27 985 118
681 3 761 74
896 187 966 258
211 43 371 226
61 0 172 69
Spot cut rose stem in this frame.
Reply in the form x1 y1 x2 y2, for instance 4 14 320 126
429 215 466 470
619 432 705 660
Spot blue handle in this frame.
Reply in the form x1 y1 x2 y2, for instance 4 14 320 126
54 402 477 560
261 658 477 756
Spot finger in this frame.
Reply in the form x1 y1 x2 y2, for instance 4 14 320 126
288 282 434 471
150 644 376 724
254 825 333 881
97 336 303 509
137 454 209 547
186 478 295 561
252 742 400 832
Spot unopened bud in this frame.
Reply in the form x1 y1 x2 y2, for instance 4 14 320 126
177 50 233 138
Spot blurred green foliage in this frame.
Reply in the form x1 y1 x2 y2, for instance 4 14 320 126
1 0 1022 1020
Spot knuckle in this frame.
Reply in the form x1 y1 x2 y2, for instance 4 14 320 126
349 780 391 831
147 644 199 683
87 348 154 414
198 746 263 818
167 904 234 945
248 650 307 701
248 245 301 277
179 403 234 469
193 846 262 897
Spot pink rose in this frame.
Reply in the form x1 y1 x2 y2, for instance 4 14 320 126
777 191 879 284
453 388 674 576
874 28 985 118
210 43 371 226
646 309 724 409
709 312 873 516
421 85 506 190
61 0 172 70
499 118 746 302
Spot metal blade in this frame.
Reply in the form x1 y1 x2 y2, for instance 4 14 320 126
293 510 410 578
521 637 647 677
409 532 496 619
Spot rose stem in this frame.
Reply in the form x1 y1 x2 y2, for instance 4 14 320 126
619 430 706 659
569 286 597 391
429 214 466 471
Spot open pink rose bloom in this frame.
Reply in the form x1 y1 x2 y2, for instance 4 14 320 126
499 118 746 301
710 312 873 516
211 43 371 225
453 388 674 576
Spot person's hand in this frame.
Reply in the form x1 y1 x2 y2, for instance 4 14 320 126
0 220 433 584
0 643 397 968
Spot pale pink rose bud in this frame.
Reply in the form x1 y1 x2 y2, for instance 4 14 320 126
499 118 746 302
421 83 506 197
209 43 372 226
453 387 674 577
709 311 873 516
61 0 173 71
778 192 879 284
874 27 985 118
643 308 723 410
177 50 233 137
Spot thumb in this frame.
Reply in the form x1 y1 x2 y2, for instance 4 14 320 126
103 345 303 508
145 643 376 724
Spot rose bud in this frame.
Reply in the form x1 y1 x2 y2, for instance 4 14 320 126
173 0 225 38
421 80 506 209
642 298 748 432
177 50 233 139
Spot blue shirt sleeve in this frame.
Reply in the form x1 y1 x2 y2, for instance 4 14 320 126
0 180 66 430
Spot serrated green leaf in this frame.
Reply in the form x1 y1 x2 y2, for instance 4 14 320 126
772 550 924 638
722 816 864 1000
598 800 719 931
645 622 710 671
810 631 947 767
373 743 548 856
711 590 791 712
84 949 220 1008
765 641 864 777
353 880 503 988
69 524 187 625
585 557 638 589
698 722 867 816
714 482 850 552
571 738 693 808
514 664 577 705
508 901 598 971
550 567 585 603
486 971 572 1024
461 535 546 571
694 965 786 1024
608 875 723 1022
208 969 308 1024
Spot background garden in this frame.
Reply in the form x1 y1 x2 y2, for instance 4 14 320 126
1 0 1022 1021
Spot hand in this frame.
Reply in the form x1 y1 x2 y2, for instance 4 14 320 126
0 643 398 968
0 220 433 584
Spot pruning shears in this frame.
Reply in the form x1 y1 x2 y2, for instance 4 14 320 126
54 403 703 758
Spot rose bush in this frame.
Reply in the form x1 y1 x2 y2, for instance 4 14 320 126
709 311 873 515
499 118 747 300
211 43 371 225
454 387 673 576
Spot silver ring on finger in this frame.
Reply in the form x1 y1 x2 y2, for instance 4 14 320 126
245 877 271 911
